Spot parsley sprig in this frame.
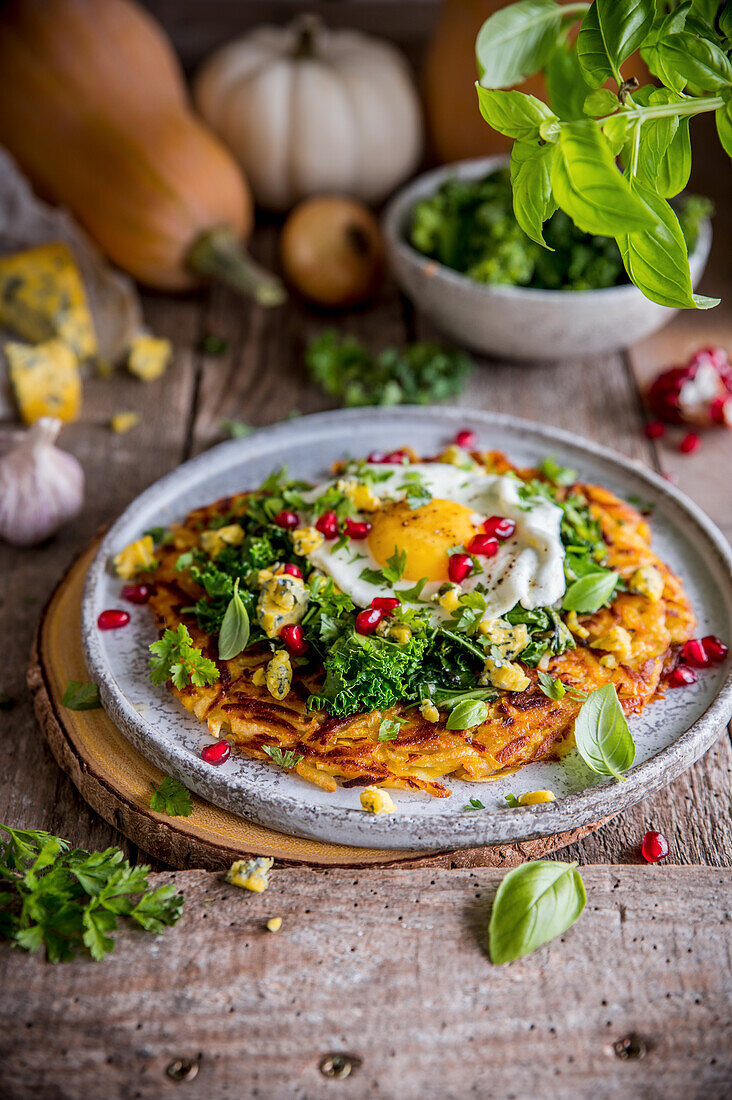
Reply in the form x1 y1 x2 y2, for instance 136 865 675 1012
149 623 219 689
306 331 474 407
0 823 184 962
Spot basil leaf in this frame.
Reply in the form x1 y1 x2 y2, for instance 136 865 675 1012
488 860 586 964
552 121 656 236
218 581 250 660
656 32 732 91
510 140 558 247
602 112 632 155
562 570 619 612
446 698 489 730
537 671 566 701
476 0 568 89
595 0 655 74
716 96 732 157
720 2 732 39
545 40 594 120
616 179 720 309
573 683 635 780
583 88 619 116
62 680 101 711
636 89 691 199
640 4 692 92
476 86 558 141
576 4 614 88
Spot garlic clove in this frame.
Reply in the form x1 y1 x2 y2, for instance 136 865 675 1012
0 417 84 547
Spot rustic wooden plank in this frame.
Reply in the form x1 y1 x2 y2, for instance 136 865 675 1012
0 295 202 853
1 865 730 1099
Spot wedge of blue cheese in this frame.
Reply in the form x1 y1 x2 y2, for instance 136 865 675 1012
0 242 97 360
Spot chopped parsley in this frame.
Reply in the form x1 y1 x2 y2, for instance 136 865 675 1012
464 798 485 811
148 624 219 689
62 680 101 711
305 331 474 408
378 717 406 742
0 822 184 962
264 746 304 769
149 777 194 817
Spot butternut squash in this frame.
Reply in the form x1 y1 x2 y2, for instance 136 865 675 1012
0 0 284 304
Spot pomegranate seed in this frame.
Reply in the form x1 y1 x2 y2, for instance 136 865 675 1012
315 511 339 539
688 345 728 372
482 515 516 540
681 638 709 668
448 553 472 584
645 421 665 440
641 830 669 863
201 740 231 765
710 396 732 426
647 366 687 423
669 665 697 687
383 450 409 464
282 563 302 578
121 583 152 604
679 431 700 454
454 429 476 448
355 607 383 634
466 533 499 557
279 623 308 656
371 596 400 616
273 510 298 529
344 518 372 540
97 609 130 630
702 635 728 663
367 451 386 463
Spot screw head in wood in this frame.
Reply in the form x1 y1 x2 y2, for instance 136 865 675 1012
613 1034 647 1061
319 1054 359 1079
166 1058 200 1082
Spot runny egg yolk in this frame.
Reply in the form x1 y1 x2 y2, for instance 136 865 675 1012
367 499 480 582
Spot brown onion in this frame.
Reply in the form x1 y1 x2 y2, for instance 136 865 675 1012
280 196 383 307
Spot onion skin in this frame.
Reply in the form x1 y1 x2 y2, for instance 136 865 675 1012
280 197 384 308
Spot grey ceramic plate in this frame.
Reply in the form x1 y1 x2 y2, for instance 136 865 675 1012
82 408 732 851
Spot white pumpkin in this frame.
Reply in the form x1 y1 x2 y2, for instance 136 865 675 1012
194 16 424 211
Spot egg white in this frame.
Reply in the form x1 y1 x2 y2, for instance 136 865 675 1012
300 462 565 621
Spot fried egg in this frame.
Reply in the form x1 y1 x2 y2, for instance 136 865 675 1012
300 463 565 621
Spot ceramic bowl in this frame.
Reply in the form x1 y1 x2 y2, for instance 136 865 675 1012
382 155 712 362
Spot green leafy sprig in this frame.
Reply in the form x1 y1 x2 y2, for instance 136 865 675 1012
475 0 729 308
0 823 184 962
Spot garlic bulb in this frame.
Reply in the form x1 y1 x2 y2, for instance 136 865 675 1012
0 417 84 547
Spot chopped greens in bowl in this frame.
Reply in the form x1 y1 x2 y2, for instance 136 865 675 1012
408 167 711 293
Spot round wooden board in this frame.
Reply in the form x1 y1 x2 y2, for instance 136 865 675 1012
28 538 611 870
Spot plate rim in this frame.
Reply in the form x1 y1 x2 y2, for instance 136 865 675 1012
81 407 732 851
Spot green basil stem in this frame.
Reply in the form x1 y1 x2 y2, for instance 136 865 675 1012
600 95 725 125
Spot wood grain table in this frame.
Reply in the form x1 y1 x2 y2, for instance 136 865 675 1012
1 6 732 1097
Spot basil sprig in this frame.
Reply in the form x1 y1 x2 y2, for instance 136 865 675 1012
562 570 619 613
218 579 250 660
573 683 635 780
475 0 729 309
446 698 489 730
488 859 586 964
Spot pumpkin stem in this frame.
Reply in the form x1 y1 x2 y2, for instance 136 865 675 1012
292 14 320 59
186 227 286 307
